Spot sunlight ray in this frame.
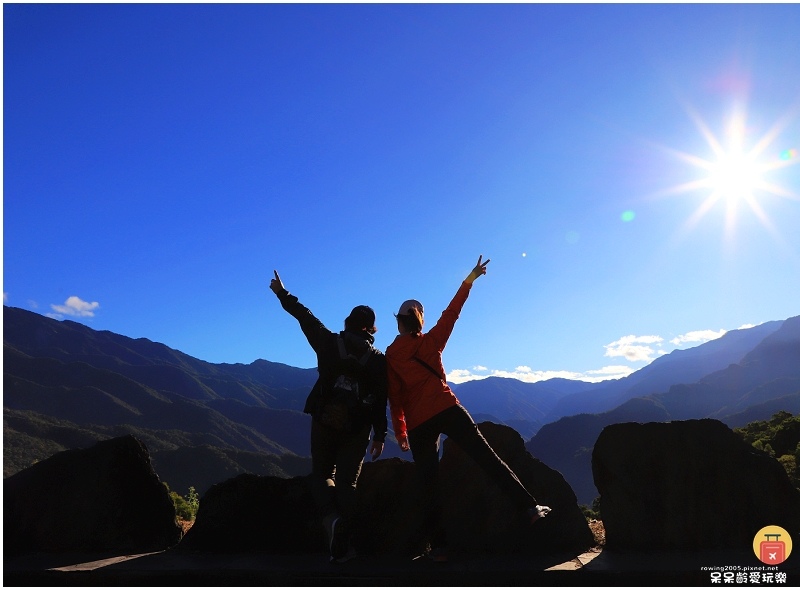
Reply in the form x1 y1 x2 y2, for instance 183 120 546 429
683 192 721 230
743 194 777 232
723 198 738 243
662 146 714 170
756 181 800 201
685 104 726 157
761 158 799 173
749 105 800 159
646 178 713 201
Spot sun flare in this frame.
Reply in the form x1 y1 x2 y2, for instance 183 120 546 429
708 147 764 204
654 103 799 240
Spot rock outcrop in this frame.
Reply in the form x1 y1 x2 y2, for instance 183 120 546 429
181 422 595 557
592 419 800 552
4 435 183 556
438 421 593 554
175 472 324 554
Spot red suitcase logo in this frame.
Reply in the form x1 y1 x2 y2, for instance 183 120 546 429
759 533 786 565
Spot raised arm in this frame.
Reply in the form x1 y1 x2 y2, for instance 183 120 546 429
269 270 332 353
426 255 491 351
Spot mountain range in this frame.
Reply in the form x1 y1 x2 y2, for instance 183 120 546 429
526 316 800 503
4 305 799 504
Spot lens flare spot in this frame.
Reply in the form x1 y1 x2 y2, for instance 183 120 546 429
781 148 797 161
621 210 636 222
565 230 580 244
521 252 527 257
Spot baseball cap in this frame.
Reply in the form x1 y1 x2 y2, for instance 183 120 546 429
397 299 423 316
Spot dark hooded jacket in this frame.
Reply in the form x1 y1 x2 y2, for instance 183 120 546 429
273 288 388 442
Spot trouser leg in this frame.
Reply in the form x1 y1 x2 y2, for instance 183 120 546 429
442 404 538 510
311 420 371 557
332 424 371 522
309 418 338 518
409 415 447 549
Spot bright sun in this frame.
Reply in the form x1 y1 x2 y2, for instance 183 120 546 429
657 104 799 238
708 147 764 203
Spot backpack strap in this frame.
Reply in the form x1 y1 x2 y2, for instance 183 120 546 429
412 355 447 384
337 335 348 360
337 335 373 366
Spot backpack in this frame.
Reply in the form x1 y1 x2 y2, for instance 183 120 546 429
316 336 374 431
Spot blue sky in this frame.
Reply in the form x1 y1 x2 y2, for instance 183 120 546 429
4 3 800 384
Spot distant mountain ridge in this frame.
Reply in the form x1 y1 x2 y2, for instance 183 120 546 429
3 306 318 408
450 377 597 439
527 315 800 503
4 305 799 503
544 320 785 422
3 306 321 493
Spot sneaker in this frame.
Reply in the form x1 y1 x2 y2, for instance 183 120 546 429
412 546 448 562
329 516 350 561
331 545 358 564
429 546 448 562
528 505 552 524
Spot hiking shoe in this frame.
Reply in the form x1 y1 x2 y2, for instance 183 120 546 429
429 546 448 562
329 516 350 561
331 545 358 564
528 505 552 524
412 546 448 563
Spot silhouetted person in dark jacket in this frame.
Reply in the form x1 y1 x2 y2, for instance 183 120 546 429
269 270 388 563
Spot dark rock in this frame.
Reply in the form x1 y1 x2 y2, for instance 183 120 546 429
350 457 427 556
592 419 800 552
179 473 324 553
181 421 594 558
4 435 182 556
438 421 594 555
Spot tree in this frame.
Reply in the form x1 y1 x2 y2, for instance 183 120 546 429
778 455 799 489
735 411 800 491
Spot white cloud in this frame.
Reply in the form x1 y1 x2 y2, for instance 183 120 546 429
447 369 478 383
604 335 664 362
583 365 636 381
491 368 586 383
446 322 757 386
738 323 756 330
669 329 727 346
50 296 100 318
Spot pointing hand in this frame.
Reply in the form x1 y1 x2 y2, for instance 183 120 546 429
269 270 285 294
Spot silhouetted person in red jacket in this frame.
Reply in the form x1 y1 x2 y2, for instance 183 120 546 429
386 256 550 561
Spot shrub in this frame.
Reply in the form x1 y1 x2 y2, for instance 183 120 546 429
580 496 601 520
163 482 200 521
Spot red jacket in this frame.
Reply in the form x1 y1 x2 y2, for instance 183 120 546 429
386 281 472 438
